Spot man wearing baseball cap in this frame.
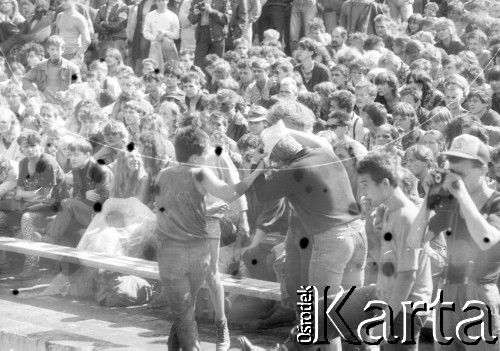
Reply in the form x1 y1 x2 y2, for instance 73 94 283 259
409 134 500 349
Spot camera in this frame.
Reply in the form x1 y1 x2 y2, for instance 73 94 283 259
427 169 458 210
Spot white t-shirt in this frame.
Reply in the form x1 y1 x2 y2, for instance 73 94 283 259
142 10 180 42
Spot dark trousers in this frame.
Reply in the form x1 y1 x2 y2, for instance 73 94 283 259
257 5 287 42
47 198 94 243
194 26 225 70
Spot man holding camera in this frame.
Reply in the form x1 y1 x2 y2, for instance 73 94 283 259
188 0 232 69
409 134 500 350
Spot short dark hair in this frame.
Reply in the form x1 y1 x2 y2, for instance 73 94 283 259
17 130 41 146
399 86 421 102
297 91 321 117
362 102 388 127
68 138 93 154
392 102 417 127
163 61 184 79
297 38 319 59
363 35 384 51
374 71 399 96
487 66 500 82
174 127 209 162
223 50 241 63
237 58 253 70
357 151 399 187
143 71 164 83
180 71 205 87
467 88 492 108
237 133 261 151
328 110 351 127
330 90 355 113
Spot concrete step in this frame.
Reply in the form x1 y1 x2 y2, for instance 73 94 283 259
0 270 288 350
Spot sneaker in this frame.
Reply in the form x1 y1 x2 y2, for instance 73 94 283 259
214 319 230 351
255 306 296 329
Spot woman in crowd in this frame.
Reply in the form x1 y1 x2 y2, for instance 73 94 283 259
137 132 170 200
20 4 51 43
105 48 126 79
374 71 400 114
407 13 423 35
139 113 175 159
0 0 25 28
407 69 446 111
110 149 150 206
392 102 423 150
434 18 466 55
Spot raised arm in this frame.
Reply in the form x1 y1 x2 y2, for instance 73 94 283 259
196 162 264 203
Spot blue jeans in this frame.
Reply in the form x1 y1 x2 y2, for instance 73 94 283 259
309 219 367 297
157 237 210 351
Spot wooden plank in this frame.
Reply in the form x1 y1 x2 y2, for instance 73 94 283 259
0 237 281 301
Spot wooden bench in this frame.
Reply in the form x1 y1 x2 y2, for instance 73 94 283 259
0 238 435 330
0 237 281 301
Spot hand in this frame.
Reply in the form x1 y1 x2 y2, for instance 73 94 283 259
373 204 387 233
442 172 466 199
156 32 164 41
206 202 229 216
85 190 101 202
203 3 212 12
422 170 439 197
193 7 201 14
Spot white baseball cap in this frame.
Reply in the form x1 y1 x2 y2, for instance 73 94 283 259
442 134 490 165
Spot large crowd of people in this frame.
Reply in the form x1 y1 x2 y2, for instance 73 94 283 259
1 0 500 349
